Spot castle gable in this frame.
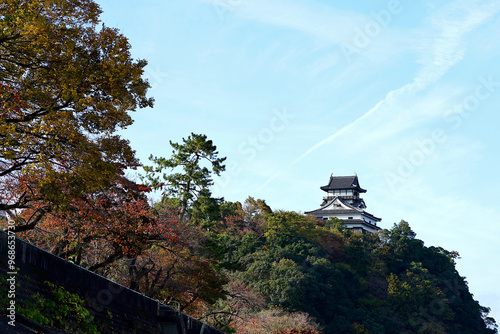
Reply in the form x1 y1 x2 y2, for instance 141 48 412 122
306 174 381 234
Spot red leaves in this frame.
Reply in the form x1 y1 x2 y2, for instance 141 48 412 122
278 329 322 334
0 84 27 120
112 162 127 173
136 184 152 193
235 310 323 334
13 174 181 271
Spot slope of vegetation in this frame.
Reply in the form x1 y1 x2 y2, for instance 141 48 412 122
203 206 497 334
10 189 498 334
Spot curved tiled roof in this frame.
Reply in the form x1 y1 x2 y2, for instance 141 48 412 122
307 209 361 215
320 175 367 193
339 219 382 230
305 196 381 221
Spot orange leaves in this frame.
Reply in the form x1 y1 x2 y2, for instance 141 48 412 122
136 184 152 193
278 329 322 334
235 309 323 334
1 0 152 213
15 174 181 270
314 233 345 262
0 85 26 124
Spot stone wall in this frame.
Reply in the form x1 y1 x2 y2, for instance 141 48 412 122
0 230 225 334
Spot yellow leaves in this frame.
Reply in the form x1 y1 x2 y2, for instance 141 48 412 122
1 0 151 214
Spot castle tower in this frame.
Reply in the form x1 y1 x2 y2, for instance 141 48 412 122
305 175 381 234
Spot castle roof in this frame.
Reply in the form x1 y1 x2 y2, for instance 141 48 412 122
305 196 381 222
320 175 366 193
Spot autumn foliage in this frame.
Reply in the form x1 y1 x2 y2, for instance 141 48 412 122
0 0 153 215
1 2 497 334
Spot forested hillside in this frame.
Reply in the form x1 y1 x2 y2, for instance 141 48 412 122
4 128 497 333
11 186 499 334
2 123 498 333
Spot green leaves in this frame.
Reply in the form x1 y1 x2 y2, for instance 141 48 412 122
211 213 498 334
1 0 152 215
143 133 226 222
265 211 321 245
18 281 99 333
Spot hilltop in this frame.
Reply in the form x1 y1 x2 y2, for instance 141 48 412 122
5 196 496 334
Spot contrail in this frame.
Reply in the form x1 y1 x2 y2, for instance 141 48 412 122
291 98 387 166
256 98 386 191
257 1 499 190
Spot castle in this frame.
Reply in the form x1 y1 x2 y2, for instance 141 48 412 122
305 174 381 234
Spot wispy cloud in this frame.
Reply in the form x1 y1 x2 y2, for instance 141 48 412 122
290 1 500 164
249 1 500 189
201 0 367 44
412 1 499 88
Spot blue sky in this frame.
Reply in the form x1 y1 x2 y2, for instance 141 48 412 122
98 0 500 322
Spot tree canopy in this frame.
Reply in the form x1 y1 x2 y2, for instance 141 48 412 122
0 0 153 224
143 133 226 223
209 216 498 334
